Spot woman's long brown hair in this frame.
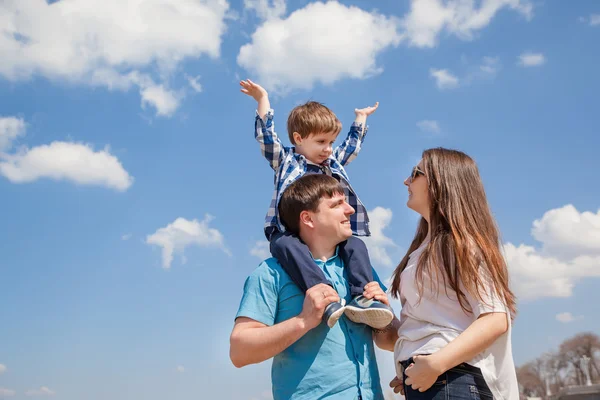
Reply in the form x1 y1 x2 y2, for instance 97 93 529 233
390 148 517 318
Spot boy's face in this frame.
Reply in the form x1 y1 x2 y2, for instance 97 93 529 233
294 131 338 164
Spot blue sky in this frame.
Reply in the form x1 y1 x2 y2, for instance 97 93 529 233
1 0 599 399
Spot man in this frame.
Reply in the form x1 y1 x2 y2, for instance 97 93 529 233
230 174 399 400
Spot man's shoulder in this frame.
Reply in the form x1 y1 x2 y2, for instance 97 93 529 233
248 257 289 283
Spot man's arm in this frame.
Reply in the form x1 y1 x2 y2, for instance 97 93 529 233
361 280 398 351
333 102 379 166
240 79 285 171
229 283 340 368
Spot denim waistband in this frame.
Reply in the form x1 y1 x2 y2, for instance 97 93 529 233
399 356 481 374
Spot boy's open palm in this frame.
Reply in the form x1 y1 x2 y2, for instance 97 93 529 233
240 79 268 102
354 102 379 117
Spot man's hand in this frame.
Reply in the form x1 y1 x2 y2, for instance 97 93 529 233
389 375 405 396
240 79 268 102
298 283 340 330
404 354 445 392
362 281 390 305
354 102 379 117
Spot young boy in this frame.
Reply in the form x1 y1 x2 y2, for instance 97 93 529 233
240 79 393 329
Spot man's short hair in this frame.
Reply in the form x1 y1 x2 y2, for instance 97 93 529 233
278 174 345 235
287 101 342 144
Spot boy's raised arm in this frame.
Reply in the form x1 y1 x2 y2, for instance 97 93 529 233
333 102 379 166
240 79 285 171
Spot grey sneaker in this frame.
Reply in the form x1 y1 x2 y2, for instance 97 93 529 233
344 295 394 329
322 301 346 328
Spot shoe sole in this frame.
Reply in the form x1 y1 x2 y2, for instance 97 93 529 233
326 306 346 328
344 306 394 329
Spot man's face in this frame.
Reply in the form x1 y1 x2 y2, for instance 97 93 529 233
310 192 355 242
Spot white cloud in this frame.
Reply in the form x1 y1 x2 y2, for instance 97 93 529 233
589 14 600 26
121 234 132 241
0 388 16 397
362 207 397 267
250 240 271 260
504 205 600 301
0 0 229 116
430 68 459 89
140 84 181 117
186 75 203 93
0 141 133 191
0 117 26 151
478 56 501 77
531 205 600 260
24 387 54 397
0 364 6 374
244 0 286 20
416 120 441 134
146 215 230 269
518 52 546 67
176 365 185 373
400 0 533 48
237 1 401 93
556 312 584 323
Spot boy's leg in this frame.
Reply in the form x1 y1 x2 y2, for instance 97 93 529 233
339 236 394 329
270 231 346 327
338 236 373 297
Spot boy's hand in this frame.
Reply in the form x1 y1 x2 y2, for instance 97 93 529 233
240 79 268 102
354 102 379 117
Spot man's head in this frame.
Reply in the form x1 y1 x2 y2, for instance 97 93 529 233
279 175 355 244
287 101 342 165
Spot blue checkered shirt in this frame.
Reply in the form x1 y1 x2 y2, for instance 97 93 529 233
255 109 371 239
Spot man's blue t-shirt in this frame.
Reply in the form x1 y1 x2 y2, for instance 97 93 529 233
235 249 385 400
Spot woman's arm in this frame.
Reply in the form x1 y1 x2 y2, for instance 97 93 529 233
404 312 508 392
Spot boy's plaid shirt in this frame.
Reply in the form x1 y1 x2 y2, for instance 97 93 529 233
255 109 371 240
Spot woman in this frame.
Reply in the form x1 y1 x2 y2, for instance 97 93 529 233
386 148 518 399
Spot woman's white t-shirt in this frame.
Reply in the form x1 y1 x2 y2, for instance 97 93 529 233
394 239 519 400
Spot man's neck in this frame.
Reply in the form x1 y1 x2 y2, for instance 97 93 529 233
300 234 337 261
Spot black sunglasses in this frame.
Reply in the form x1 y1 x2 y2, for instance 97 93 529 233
409 166 425 182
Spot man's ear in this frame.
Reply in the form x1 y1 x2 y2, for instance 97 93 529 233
292 132 302 145
299 210 313 229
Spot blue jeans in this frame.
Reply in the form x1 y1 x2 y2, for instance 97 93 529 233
400 358 493 400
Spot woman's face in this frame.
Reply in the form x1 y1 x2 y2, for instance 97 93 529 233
404 159 430 220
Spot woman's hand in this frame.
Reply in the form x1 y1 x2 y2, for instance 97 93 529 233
404 354 445 392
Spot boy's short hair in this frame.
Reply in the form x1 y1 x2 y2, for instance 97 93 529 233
287 101 342 144
278 174 345 235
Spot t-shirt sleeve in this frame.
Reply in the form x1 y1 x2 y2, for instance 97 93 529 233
235 263 279 326
465 267 507 318
372 267 388 292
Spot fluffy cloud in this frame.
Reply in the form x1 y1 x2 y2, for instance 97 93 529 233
146 215 230 269
24 387 54 396
518 52 546 67
244 0 286 20
400 0 533 48
250 240 270 260
0 141 133 191
430 68 459 89
176 365 185 373
555 312 584 323
588 14 600 26
0 0 229 116
0 388 16 397
0 364 5 374
237 1 401 93
416 120 441 134
505 205 600 301
186 75 203 93
531 205 600 260
362 207 397 267
0 116 26 151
